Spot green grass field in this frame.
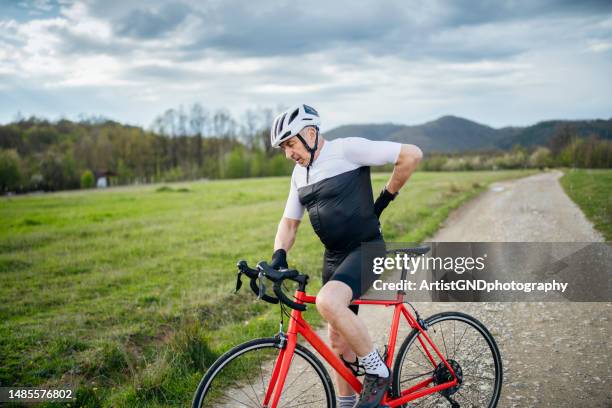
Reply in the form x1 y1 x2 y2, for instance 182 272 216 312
0 170 539 407
560 169 612 240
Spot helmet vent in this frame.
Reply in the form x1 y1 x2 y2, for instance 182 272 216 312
288 108 299 125
303 105 318 116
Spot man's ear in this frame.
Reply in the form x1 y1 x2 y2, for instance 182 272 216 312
308 126 317 141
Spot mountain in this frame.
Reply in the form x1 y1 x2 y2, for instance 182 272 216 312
325 116 612 153
496 119 612 149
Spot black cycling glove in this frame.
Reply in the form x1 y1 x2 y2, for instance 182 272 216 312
373 187 398 218
270 248 288 270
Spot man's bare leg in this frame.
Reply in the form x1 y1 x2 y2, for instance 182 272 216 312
317 276 391 407
316 281 374 357
328 323 358 396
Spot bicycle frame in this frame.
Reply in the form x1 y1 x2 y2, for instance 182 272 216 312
263 290 459 408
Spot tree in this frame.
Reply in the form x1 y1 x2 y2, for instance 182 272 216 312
0 149 22 192
225 146 249 179
189 103 207 170
548 124 577 155
528 147 552 169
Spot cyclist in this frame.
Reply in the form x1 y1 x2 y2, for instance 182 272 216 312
269 104 422 408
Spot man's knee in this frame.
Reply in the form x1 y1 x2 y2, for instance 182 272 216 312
316 282 352 321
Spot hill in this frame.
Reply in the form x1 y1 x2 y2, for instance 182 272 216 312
325 116 612 153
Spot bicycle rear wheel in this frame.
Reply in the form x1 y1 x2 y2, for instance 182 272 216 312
192 337 336 408
392 312 502 407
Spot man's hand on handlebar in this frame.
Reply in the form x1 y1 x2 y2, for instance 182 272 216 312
270 248 288 270
235 260 308 311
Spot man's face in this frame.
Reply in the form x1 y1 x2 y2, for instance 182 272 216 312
279 129 314 167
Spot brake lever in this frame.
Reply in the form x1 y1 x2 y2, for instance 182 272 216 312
257 271 267 300
235 271 243 293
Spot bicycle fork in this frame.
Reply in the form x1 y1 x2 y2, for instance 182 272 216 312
262 328 296 408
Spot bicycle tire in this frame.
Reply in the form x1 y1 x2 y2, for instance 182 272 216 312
392 312 503 408
192 337 336 408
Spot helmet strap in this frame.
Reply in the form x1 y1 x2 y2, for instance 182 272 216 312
295 126 319 183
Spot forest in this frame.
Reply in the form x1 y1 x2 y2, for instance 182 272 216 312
0 104 610 193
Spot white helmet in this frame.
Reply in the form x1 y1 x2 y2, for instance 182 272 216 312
270 104 320 148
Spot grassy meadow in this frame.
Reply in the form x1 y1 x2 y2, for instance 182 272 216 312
1 170 540 407
560 168 612 240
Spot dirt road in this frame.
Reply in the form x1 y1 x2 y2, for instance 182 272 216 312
346 170 610 407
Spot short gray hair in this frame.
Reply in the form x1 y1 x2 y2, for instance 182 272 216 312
298 125 317 138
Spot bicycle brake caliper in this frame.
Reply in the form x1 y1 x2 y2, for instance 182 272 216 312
276 324 287 349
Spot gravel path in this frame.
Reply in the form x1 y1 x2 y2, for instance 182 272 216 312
346 170 610 407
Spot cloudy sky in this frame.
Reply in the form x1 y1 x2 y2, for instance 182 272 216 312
0 0 611 131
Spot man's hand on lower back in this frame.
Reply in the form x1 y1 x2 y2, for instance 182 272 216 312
373 187 398 218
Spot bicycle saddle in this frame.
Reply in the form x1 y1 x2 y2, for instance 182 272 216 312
386 246 430 256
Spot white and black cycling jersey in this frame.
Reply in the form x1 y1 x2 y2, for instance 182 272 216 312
283 137 401 251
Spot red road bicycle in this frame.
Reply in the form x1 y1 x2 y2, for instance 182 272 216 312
193 247 502 407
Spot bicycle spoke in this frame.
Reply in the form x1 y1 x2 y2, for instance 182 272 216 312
283 397 326 408
439 324 449 359
403 354 433 371
218 391 260 408
465 373 495 382
236 352 264 407
400 369 434 384
257 350 268 399
453 326 469 357
281 379 322 407
456 384 482 407
415 340 435 367
281 362 310 395
452 320 456 360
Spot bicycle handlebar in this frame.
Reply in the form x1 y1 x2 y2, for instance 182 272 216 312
235 247 429 311
236 260 308 311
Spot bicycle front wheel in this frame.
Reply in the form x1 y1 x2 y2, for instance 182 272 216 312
393 312 503 407
192 337 336 408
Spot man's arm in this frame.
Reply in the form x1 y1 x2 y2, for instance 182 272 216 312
373 144 422 218
386 144 423 194
274 217 301 252
270 217 300 269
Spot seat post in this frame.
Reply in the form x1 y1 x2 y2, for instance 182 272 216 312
398 261 408 296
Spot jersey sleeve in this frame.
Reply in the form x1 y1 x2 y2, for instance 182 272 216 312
341 137 402 166
282 174 305 220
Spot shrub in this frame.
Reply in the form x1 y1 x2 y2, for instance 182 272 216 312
80 169 95 189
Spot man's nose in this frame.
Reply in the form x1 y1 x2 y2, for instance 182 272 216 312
284 149 292 159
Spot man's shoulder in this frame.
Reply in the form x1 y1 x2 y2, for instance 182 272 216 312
290 163 304 180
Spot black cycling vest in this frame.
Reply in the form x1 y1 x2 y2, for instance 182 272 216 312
297 166 381 252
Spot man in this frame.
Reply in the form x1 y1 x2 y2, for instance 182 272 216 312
269 104 422 408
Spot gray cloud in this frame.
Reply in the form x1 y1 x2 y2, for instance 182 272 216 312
169 0 612 60
48 25 132 56
0 0 611 129
124 64 203 80
115 2 192 39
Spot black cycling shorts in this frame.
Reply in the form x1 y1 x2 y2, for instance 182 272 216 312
322 235 385 315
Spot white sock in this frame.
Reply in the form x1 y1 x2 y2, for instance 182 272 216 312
358 348 389 378
337 394 357 408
